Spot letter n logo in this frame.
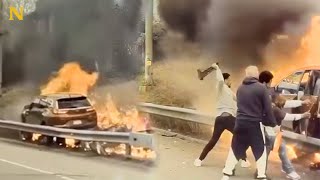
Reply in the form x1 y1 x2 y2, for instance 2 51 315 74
9 7 24 21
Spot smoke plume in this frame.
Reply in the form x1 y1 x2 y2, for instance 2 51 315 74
158 0 211 41
3 0 144 86
158 0 320 66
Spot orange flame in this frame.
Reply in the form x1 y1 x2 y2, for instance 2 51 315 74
315 153 320 162
286 145 298 160
41 62 98 96
32 133 41 141
266 16 320 85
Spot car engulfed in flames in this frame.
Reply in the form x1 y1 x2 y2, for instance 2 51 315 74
21 62 155 159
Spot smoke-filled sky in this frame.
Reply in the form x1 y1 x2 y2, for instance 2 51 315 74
158 0 320 67
154 0 320 112
3 0 144 86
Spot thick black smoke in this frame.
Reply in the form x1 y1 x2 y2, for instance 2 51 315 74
158 0 320 66
158 0 211 41
3 0 143 86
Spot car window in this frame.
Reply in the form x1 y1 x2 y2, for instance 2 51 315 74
39 100 49 108
40 98 53 108
300 71 311 93
57 97 91 109
32 98 40 104
30 103 46 110
277 71 304 94
314 78 320 96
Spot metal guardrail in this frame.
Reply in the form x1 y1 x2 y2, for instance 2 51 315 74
138 103 213 125
138 103 320 147
0 120 155 149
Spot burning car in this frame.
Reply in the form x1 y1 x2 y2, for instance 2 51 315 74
273 66 320 138
20 93 97 143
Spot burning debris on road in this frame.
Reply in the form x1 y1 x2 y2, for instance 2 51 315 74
310 153 320 171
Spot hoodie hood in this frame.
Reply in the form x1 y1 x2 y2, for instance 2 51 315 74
242 77 259 85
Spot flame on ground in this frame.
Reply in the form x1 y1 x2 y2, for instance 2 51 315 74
266 16 320 85
65 139 77 148
315 153 320 163
32 133 41 141
103 144 157 159
286 145 298 160
93 94 150 132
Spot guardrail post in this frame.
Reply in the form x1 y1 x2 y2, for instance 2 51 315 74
125 143 132 156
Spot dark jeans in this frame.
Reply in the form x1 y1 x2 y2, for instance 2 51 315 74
199 115 246 160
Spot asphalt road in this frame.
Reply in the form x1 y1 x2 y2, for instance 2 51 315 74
0 132 319 180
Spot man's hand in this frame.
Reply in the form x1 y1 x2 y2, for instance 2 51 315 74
274 125 281 134
302 112 311 119
211 63 219 70
302 99 312 106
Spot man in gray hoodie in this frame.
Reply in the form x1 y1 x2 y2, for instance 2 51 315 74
221 66 277 180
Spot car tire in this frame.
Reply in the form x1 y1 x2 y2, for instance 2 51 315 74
19 131 32 141
56 137 66 146
38 135 53 146
20 115 32 141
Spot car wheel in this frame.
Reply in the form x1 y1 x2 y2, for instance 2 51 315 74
20 115 32 141
38 135 53 146
19 131 32 141
56 137 66 146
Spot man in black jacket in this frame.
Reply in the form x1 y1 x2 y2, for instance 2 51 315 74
221 66 277 180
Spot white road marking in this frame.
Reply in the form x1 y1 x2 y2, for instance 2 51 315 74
0 158 76 180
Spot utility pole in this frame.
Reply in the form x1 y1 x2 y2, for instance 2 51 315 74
0 0 3 96
144 0 153 86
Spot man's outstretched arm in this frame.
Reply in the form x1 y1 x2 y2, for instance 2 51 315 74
284 99 311 108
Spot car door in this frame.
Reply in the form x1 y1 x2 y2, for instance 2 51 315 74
275 70 306 99
275 70 313 133
25 102 47 125
306 71 320 138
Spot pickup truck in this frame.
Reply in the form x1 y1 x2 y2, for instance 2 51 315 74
273 66 320 139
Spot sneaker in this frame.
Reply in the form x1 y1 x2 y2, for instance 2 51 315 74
286 171 301 180
254 171 271 180
221 175 230 180
254 176 271 180
194 158 202 167
240 159 251 168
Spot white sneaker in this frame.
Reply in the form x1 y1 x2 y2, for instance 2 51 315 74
286 171 301 180
221 175 230 180
240 159 251 168
194 158 202 167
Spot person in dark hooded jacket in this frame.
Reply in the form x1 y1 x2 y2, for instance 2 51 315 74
221 66 277 180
